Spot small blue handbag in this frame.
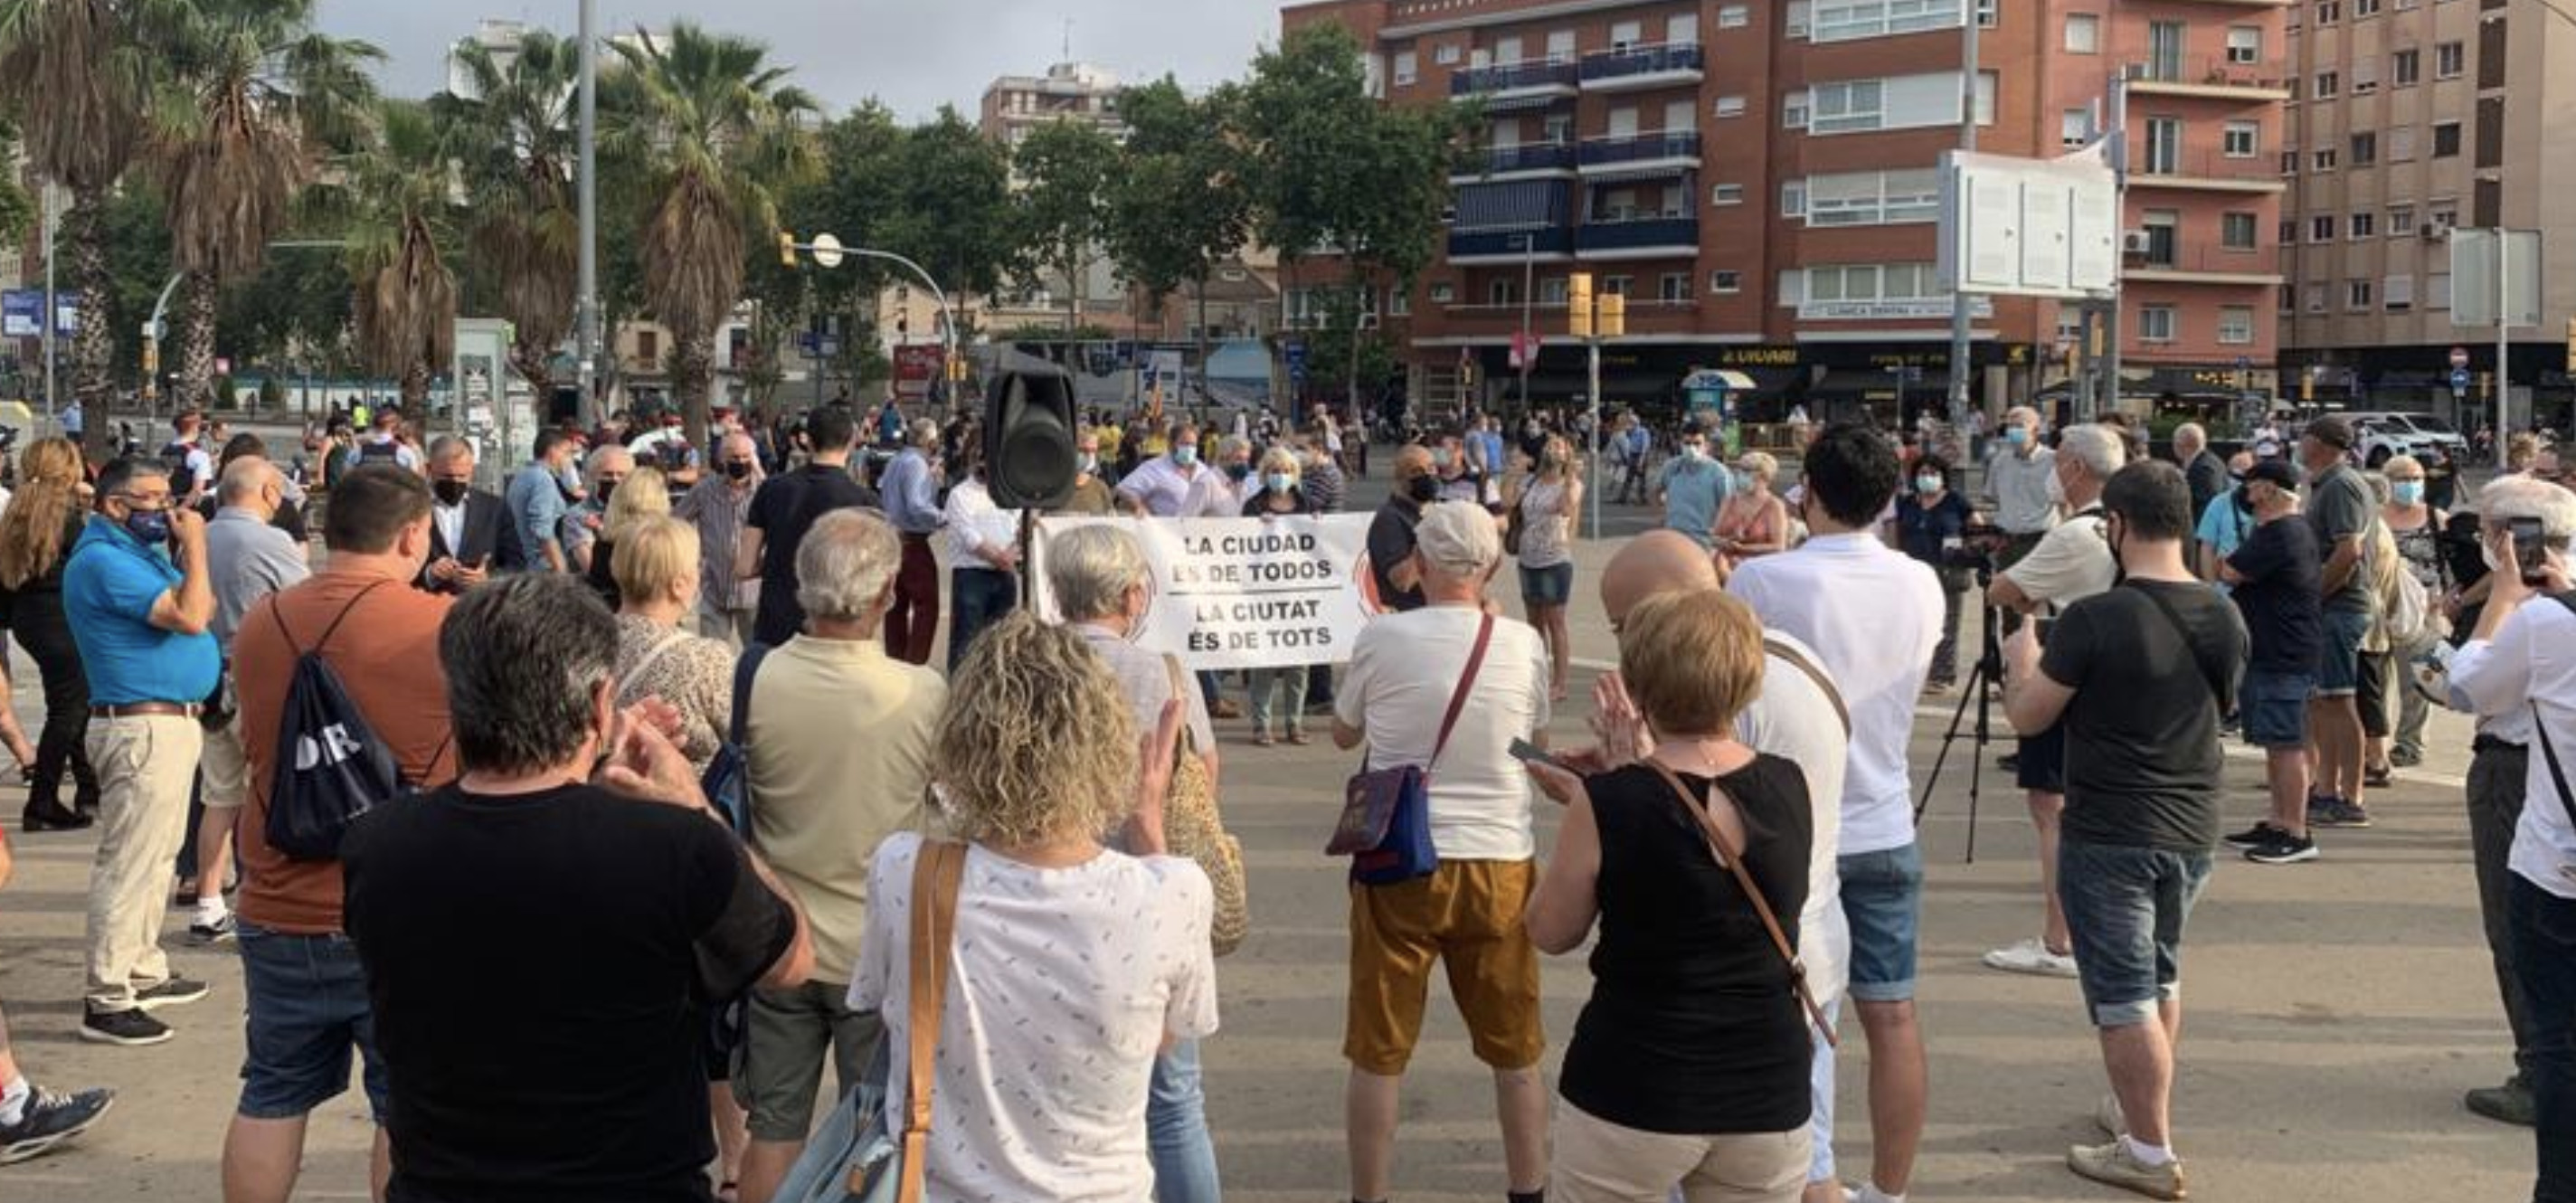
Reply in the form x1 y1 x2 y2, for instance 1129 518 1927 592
1325 614 1493 886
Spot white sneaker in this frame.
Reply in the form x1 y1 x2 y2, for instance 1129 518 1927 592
1845 1185 1905 1203
1982 937 2080 979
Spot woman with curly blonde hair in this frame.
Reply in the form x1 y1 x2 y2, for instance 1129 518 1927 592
847 611 1219 1201
0 438 93 829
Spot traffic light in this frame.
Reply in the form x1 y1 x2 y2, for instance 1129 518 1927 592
2564 317 2575 374
947 355 969 384
778 232 798 268
1461 359 1477 390
1567 273 1594 339
1597 292 1626 338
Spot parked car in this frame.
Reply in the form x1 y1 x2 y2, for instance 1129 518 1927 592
2346 410 2472 469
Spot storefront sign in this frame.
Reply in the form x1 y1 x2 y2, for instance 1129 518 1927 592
1799 298 1996 321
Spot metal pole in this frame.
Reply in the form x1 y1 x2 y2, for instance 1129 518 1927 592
2098 73 2129 422
40 183 56 421
1518 234 1533 414
1587 337 1601 538
2497 231 2512 471
1946 2 1978 441
577 0 601 426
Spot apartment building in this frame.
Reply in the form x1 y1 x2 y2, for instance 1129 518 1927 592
1278 0 2287 422
2280 0 2576 429
978 62 1132 335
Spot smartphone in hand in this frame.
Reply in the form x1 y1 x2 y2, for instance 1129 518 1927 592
1508 736 1569 772
2510 516 2550 585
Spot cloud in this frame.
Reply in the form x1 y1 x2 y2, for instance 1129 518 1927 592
318 1 1283 120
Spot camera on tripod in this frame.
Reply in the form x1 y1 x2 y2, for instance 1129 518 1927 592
1942 521 2015 576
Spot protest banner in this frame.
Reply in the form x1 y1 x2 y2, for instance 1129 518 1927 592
1033 514 1375 671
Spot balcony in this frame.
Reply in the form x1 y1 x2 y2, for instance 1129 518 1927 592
1575 215 1700 260
2126 52 2292 100
2128 147 2288 194
1577 131 1701 178
1448 59 1579 108
1443 298 1702 338
2121 243 2283 287
1450 142 1578 183
1446 226 1573 264
1579 43 1704 92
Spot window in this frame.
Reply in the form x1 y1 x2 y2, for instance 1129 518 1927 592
1547 31 1576 62
1786 0 1811 38
2139 305 2177 342
2141 210 2180 265
2228 26 2262 64
2432 203 2458 229
2064 109 2095 148
1781 180 1808 217
1711 270 1743 293
1430 282 1455 304
2348 279 2374 310
1489 279 1517 306
2280 219 2297 244
1803 262 1945 304
2350 211 2376 239
2315 71 2340 98
1660 273 1693 303
2281 150 2298 175
636 328 658 363
2429 271 2451 310
2433 121 2461 158
1718 5 1751 29
2389 203 2415 233
1711 183 1745 205
2064 13 2100 53
1539 277 1568 304
2224 120 2259 157
1783 91 1810 128
1777 270 1805 307
2313 214 2337 241
1810 80 1885 133
1814 0 1979 43
2389 126 2416 161
2218 307 2255 345
2280 285 2296 314
2392 49 2420 87
2350 131 2377 166
2146 22 2185 81
2437 41 2465 79
2222 212 2259 250
1394 51 1418 86
1715 95 1747 118
2355 0 2381 14
1387 288 1409 317
1804 168 1943 226
2316 1 2340 24
1602 275 1633 297
2143 118 2183 174
1435 43 1462 65
2314 147 2339 171
1609 20 1643 49
2353 57 2379 94
2306 284 2328 312
2385 273 2414 311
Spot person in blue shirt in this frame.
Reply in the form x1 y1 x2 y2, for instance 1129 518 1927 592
1654 424 1734 549
62 457 220 1047
2192 450 2259 590
876 417 945 665
503 429 581 573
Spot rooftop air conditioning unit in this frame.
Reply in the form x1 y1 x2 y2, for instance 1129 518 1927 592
2122 230 2154 254
2421 223 2449 241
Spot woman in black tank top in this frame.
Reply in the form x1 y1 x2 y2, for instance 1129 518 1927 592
1525 589 1816 1202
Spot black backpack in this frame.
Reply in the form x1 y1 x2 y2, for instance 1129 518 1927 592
355 438 402 468
262 582 444 860
160 440 202 492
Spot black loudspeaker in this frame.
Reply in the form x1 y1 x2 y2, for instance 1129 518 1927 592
982 368 1079 509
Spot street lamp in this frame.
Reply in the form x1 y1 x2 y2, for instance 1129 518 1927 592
781 232 963 410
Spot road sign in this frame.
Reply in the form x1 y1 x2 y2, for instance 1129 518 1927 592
2449 346 2471 370
810 232 847 270
1284 340 1308 384
2450 366 2472 392
2234 355 2251 371
2450 230 2543 328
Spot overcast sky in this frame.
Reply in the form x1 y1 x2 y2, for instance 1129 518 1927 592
316 1 1283 121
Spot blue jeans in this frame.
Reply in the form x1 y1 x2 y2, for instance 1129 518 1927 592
1246 666 1309 735
2058 841 2214 1028
2314 606 2371 696
1837 843 1923 1004
946 568 1019 674
1148 1037 1222 1202
236 923 388 1121
2511 876 2576 1203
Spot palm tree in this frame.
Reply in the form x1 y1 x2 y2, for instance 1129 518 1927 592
0 0 159 457
329 99 459 412
440 25 578 402
149 0 377 411
604 22 815 447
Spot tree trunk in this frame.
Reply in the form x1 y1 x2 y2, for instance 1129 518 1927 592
507 336 554 403
673 333 713 452
175 270 218 412
69 189 115 463
1065 246 1082 335
400 360 431 412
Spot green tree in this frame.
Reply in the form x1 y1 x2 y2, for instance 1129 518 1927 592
877 107 1014 331
603 21 816 447
440 24 580 400
779 103 906 402
1010 117 1118 332
0 0 159 456
148 0 377 410
328 98 461 411
1105 78 1250 391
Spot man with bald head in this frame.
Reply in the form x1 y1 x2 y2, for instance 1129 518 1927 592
1592 529 1856 1203
1365 444 1442 611
192 456 312 943
676 431 765 646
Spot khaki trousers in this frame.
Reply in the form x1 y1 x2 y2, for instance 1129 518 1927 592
84 714 204 1012
1551 1098 1809 1203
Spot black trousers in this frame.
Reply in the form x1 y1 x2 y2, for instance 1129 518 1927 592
12 592 97 810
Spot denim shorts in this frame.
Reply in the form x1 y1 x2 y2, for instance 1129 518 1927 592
2314 606 2372 696
2240 669 2316 749
2057 840 2214 1028
237 923 388 1122
1837 843 1923 1003
1518 562 1575 608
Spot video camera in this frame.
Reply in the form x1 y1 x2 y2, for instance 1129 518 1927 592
1942 521 2015 573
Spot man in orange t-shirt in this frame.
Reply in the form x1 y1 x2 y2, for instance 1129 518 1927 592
220 466 457 1203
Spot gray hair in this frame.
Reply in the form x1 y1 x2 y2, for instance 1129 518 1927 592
1217 435 1250 460
585 444 634 482
794 509 902 622
2173 422 2206 451
215 456 276 506
440 574 618 776
2058 423 2128 480
427 435 474 467
1046 524 1150 621
2480 475 2576 544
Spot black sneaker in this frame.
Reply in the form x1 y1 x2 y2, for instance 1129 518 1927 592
78 1007 173 1047
133 977 209 1011
186 914 236 946
2222 821 2282 849
0 1085 114 1165
1997 752 2022 772
2244 832 2320 865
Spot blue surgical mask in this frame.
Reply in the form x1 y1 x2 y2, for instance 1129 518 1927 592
1915 474 1943 495
2006 426 2031 449
121 508 172 545
2392 479 2424 506
1172 445 1198 468
1265 472 1295 495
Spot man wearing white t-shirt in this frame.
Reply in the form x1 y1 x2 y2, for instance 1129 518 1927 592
1333 500 1551 1203
1728 423 1942 1203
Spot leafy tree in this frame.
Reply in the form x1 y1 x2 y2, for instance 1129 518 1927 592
440 24 580 399
327 98 461 411
876 107 1014 328
602 21 817 447
1104 78 1250 376
147 0 377 410
1009 117 1118 332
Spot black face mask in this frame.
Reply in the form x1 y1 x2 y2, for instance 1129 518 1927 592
594 477 620 505
1406 474 1441 504
723 459 753 481
432 478 471 507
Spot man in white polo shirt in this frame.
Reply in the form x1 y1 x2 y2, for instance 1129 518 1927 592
1728 422 1943 1203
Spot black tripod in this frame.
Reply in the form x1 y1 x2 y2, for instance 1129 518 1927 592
1915 565 2002 863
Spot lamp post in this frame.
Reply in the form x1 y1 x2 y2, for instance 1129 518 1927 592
783 233 962 408
1517 232 1535 413
577 0 601 424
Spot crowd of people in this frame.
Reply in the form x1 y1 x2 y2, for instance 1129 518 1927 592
0 389 2566 1203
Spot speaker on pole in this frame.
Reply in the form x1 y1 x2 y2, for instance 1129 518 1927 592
982 365 1078 510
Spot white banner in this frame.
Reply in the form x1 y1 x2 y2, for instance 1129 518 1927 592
1033 515 1376 670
